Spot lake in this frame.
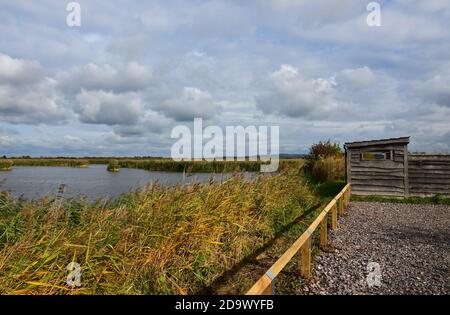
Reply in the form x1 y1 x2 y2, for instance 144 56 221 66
0 165 249 200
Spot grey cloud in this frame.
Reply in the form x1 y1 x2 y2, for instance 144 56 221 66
0 53 70 125
156 87 222 121
416 72 450 107
75 90 143 125
259 0 365 28
338 66 375 91
1 1 450 155
107 34 150 60
0 83 70 124
0 126 19 146
57 62 153 94
112 112 172 137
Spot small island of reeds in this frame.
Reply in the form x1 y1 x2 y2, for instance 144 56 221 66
107 160 120 172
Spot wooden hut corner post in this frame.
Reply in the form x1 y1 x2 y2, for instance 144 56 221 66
404 144 409 197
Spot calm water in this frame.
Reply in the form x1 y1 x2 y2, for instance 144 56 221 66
0 165 247 200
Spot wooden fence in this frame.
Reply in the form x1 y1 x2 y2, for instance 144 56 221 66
408 155 450 196
246 184 351 295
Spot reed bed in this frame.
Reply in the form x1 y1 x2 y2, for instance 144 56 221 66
120 160 262 173
11 159 90 168
0 160 13 171
0 164 315 294
68 160 89 168
10 158 299 173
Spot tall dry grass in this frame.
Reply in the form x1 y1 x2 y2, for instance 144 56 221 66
311 156 345 182
0 165 315 294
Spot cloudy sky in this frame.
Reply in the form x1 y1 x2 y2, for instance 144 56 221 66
0 0 449 157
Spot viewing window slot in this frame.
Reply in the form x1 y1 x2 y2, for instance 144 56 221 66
361 151 391 161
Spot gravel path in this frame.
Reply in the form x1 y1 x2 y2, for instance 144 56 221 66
300 202 450 295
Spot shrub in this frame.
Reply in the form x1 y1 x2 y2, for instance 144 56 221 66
306 141 344 182
307 140 342 161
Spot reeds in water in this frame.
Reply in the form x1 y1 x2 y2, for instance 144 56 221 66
107 160 120 172
0 159 13 171
0 165 315 295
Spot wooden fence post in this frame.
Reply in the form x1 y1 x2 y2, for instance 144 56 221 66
246 184 351 295
338 196 344 216
346 188 350 207
331 203 337 230
345 187 350 208
319 217 327 249
262 283 273 295
299 237 311 279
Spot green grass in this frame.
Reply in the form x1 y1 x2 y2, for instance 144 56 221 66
351 194 450 205
314 180 346 198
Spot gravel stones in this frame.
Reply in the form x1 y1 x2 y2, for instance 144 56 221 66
298 202 450 295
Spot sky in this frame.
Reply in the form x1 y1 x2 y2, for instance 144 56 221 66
0 0 449 157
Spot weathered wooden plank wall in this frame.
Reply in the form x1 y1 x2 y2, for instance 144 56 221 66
408 155 450 196
346 137 449 197
348 145 406 197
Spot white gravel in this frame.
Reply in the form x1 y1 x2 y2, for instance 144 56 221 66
300 202 450 295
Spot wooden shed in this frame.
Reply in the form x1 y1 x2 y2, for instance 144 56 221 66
344 137 410 197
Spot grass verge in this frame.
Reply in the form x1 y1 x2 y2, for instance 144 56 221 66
351 194 450 205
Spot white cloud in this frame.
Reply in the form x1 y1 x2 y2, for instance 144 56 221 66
1 1 450 155
75 90 143 125
257 64 337 118
0 53 70 125
0 52 43 85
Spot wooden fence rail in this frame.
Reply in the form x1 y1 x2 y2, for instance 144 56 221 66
246 183 351 295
